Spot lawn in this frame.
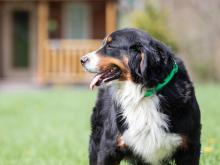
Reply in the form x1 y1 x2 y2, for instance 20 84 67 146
0 84 219 165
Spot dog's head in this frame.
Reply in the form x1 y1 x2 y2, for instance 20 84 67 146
80 28 175 89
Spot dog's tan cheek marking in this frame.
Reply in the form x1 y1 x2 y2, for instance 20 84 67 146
122 55 129 65
97 56 127 71
96 56 118 71
95 54 132 81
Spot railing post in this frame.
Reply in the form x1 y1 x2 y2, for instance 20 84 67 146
37 1 48 84
105 0 117 35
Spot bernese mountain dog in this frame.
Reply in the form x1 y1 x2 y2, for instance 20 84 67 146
80 28 201 165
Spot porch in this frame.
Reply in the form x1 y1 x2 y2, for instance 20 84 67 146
38 1 117 84
0 0 117 84
39 39 101 84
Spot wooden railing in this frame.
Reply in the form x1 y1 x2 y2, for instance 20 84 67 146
39 39 101 84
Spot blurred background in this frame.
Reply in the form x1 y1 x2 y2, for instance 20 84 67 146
0 0 219 164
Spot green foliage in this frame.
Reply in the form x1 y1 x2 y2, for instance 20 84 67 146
132 2 178 52
192 59 215 81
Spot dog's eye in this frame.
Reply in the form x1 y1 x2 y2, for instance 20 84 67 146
106 44 115 49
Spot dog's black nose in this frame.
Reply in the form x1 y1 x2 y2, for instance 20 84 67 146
80 56 89 65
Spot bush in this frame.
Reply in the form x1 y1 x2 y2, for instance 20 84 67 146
132 2 178 52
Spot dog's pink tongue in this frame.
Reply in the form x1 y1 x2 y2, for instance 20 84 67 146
90 74 102 90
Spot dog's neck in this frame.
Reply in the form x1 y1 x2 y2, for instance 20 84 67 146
114 81 147 105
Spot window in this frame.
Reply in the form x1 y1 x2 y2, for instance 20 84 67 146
62 2 91 39
49 2 62 39
48 2 106 39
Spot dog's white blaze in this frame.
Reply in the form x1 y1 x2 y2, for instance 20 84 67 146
115 81 182 165
84 50 100 73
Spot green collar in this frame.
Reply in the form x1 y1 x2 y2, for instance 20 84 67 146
144 61 178 97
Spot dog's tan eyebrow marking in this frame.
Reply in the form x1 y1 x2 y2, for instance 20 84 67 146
102 35 111 45
107 36 112 43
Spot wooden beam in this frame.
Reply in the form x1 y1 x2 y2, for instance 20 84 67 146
37 1 48 84
105 0 117 35
0 2 3 78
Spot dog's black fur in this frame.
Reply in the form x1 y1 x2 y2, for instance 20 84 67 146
87 29 201 165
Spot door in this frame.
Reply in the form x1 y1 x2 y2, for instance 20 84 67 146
2 3 36 80
12 11 30 70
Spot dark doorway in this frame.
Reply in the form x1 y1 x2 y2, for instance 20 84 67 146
12 10 30 69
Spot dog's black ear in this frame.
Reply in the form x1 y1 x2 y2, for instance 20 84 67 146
128 41 161 84
149 40 171 65
144 40 174 87
128 42 145 83
128 40 173 87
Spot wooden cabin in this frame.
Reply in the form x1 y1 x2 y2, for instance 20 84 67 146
0 0 117 84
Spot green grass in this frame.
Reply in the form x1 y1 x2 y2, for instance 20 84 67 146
0 84 219 165
197 84 220 164
0 87 96 165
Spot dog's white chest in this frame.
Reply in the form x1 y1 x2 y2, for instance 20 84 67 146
115 82 181 165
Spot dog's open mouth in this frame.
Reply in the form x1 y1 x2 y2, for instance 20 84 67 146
90 66 122 90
